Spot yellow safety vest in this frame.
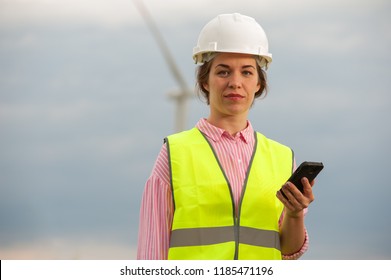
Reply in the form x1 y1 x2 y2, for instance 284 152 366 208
166 127 293 260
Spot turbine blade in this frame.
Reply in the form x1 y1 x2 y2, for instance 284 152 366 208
133 0 189 93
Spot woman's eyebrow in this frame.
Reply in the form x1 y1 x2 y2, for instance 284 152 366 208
215 64 230 69
242 65 256 69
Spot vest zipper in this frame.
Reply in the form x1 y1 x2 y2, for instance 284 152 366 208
235 131 258 260
234 216 239 260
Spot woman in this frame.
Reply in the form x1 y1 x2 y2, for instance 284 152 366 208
137 13 315 260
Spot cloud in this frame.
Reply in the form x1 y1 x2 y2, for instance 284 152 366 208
0 0 135 27
1 0 388 28
0 236 136 259
0 100 102 124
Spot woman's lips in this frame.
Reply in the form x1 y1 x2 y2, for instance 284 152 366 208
225 93 244 100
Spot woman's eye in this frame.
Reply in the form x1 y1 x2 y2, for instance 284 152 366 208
217 70 230 77
243 71 253 76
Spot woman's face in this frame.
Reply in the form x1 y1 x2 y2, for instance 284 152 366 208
203 53 261 119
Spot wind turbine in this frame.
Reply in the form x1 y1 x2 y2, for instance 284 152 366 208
133 0 193 132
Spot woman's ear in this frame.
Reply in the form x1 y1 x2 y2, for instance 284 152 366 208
203 82 209 92
256 81 261 92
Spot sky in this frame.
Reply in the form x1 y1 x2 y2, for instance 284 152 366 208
0 0 390 259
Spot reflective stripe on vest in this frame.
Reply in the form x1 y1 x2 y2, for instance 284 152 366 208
166 128 293 260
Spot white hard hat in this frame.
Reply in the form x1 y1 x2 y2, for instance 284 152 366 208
193 13 272 68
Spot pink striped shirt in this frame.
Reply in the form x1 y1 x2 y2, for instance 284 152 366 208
137 118 308 260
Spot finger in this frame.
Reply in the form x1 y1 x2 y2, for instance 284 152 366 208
276 189 295 211
301 177 311 190
277 184 292 203
279 182 293 200
301 177 315 202
284 181 302 200
284 181 313 209
278 182 303 207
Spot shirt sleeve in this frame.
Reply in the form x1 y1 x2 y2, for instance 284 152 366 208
137 144 173 260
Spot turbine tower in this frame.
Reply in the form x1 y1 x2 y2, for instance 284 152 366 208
133 0 193 132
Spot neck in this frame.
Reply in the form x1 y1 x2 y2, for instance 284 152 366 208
207 114 248 136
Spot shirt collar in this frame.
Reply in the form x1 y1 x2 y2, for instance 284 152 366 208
196 118 254 144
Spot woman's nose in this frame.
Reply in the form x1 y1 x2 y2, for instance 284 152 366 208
228 73 242 89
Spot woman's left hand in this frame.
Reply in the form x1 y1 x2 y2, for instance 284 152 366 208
277 178 315 217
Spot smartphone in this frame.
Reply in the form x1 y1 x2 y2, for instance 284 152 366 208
287 161 324 193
